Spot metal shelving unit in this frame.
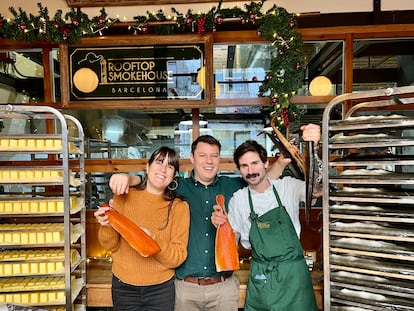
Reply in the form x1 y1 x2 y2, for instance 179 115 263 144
85 139 113 209
322 86 414 310
0 104 86 311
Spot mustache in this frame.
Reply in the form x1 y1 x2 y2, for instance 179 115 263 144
246 173 260 179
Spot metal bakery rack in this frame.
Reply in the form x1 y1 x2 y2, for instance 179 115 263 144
322 85 414 310
0 104 86 311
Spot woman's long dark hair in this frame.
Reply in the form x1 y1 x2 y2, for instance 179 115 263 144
134 146 184 229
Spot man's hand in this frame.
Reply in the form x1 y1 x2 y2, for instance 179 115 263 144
275 152 292 166
266 152 291 179
211 205 228 228
109 173 134 195
300 123 321 144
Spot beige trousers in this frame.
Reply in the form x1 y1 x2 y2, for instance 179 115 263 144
174 274 240 311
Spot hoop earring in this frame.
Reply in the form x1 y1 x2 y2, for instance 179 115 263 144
168 178 178 191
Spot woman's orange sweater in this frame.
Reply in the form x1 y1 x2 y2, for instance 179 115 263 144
98 188 190 286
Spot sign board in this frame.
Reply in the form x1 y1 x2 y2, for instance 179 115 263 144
60 34 213 109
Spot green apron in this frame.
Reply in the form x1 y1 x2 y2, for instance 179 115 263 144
244 186 317 311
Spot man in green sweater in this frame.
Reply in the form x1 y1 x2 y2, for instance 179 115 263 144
109 134 303 310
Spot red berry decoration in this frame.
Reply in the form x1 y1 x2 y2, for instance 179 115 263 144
197 17 206 34
62 27 70 40
216 16 223 24
98 16 105 24
19 22 26 31
62 27 70 35
280 108 289 127
72 18 79 26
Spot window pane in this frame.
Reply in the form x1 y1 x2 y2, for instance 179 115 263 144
0 49 44 104
304 40 343 96
353 38 414 91
214 43 272 99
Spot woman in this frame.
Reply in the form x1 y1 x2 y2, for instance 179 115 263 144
94 147 190 311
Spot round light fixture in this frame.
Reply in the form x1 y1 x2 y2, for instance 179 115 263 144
309 76 332 96
73 67 99 93
197 66 205 89
215 81 220 97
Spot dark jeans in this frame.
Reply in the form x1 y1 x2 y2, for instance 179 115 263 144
112 275 175 311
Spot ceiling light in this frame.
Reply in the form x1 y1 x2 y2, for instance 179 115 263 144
179 114 208 126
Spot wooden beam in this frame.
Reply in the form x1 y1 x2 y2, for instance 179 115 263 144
83 157 277 173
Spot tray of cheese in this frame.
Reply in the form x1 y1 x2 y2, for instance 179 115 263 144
0 249 80 276
0 197 83 215
0 169 82 187
0 276 83 306
0 137 81 154
0 223 83 246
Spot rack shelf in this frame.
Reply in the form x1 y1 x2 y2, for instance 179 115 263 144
0 104 86 311
322 86 414 311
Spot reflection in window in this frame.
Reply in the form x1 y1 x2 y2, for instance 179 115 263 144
353 38 414 91
304 41 343 96
214 44 273 99
0 50 45 104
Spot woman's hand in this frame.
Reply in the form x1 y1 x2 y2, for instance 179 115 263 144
94 203 111 226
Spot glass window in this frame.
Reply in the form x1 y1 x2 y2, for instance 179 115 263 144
0 49 44 104
353 38 414 91
303 40 343 96
214 43 272 99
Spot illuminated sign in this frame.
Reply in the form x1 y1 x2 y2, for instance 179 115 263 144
60 34 213 108
69 45 204 100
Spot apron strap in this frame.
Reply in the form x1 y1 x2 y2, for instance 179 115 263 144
248 184 283 221
271 185 283 208
272 184 297 230
248 188 259 221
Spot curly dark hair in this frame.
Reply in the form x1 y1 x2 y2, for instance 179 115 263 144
233 140 268 169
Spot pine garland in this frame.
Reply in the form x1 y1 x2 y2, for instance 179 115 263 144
0 0 305 130
0 4 117 43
